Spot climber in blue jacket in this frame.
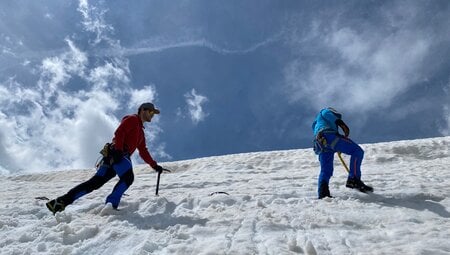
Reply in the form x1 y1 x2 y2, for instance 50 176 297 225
312 107 373 199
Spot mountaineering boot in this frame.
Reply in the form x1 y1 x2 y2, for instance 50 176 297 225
318 182 332 199
46 198 66 215
346 178 374 193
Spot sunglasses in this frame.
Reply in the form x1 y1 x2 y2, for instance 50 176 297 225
145 109 155 114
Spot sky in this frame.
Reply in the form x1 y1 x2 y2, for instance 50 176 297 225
0 0 449 173
1 137 449 254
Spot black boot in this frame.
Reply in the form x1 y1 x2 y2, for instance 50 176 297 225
346 178 374 193
46 198 66 215
318 182 332 199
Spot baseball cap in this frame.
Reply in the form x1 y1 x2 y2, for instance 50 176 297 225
139 102 160 114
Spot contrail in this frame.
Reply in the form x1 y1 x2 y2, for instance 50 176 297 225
105 33 284 57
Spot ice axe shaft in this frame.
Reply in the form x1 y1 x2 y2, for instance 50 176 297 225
155 168 171 196
337 152 350 173
155 171 161 196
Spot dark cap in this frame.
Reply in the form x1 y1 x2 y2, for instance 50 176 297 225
139 102 160 114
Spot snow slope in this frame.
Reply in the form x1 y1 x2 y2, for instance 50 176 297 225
1 137 449 255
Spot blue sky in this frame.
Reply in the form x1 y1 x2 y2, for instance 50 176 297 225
0 0 449 173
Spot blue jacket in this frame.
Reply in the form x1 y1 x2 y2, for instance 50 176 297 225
312 108 342 136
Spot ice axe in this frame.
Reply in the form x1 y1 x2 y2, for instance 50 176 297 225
155 167 171 196
337 152 350 173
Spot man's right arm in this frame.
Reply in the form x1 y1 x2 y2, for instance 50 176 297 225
335 119 350 137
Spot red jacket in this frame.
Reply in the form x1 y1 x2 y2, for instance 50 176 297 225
112 114 157 168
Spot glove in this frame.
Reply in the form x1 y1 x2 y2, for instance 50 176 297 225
154 164 164 173
111 149 123 164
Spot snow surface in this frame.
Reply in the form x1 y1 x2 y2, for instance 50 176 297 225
1 137 449 255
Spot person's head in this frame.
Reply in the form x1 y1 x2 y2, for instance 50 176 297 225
326 107 342 118
138 102 160 122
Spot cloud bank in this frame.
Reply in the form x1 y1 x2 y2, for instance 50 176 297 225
0 0 165 173
283 3 437 115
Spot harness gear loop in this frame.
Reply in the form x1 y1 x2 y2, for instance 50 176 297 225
313 132 341 155
98 142 119 166
100 143 111 158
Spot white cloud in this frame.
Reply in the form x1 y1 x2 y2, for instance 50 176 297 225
184 89 208 124
62 95 119 168
285 27 430 113
78 0 114 45
87 59 130 89
0 75 121 172
283 3 437 114
38 38 88 101
128 85 157 110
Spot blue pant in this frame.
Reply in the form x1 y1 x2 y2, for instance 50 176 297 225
59 156 134 208
318 133 364 196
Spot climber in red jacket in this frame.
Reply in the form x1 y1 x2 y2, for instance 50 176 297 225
46 102 164 214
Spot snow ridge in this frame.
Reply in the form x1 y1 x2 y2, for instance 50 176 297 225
1 137 449 254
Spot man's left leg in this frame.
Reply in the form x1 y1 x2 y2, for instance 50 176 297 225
333 137 364 179
334 137 373 192
46 164 116 214
105 157 134 208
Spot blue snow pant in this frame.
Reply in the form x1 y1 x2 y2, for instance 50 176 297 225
317 133 364 197
59 156 134 209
